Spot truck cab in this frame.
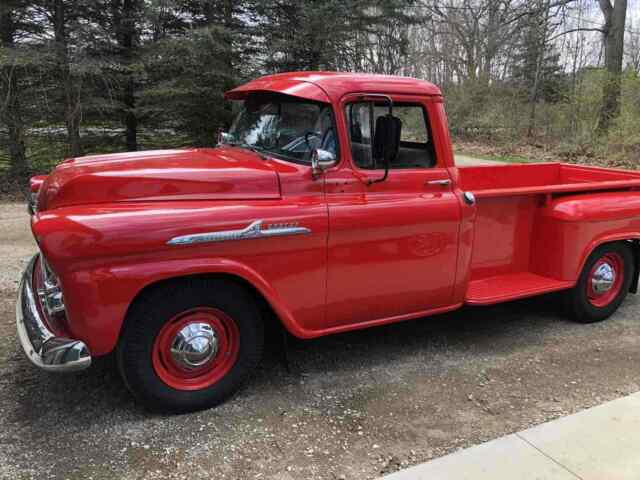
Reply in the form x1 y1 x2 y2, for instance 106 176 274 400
17 72 640 412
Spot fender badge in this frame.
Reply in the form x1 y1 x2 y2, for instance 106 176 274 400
167 220 311 246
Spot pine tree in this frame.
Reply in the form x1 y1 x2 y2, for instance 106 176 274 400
141 1 256 146
0 0 45 175
255 0 421 73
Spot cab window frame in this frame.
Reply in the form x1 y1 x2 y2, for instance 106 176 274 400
343 100 437 171
227 92 340 167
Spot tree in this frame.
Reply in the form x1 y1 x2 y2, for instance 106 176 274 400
47 0 83 156
255 0 420 73
115 0 141 151
626 20 640 73
597 0 628 133
425 1 525 84
358 3 420 75
78 0 142 152
0 1 33 175
142 25 236 145
511 0 565 137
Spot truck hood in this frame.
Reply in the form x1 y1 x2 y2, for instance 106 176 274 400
37 147 281 211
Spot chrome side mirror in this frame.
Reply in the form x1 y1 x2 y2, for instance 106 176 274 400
217 130 232 146
311 149 336 178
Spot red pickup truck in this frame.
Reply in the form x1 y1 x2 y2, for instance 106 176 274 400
17 72 640 412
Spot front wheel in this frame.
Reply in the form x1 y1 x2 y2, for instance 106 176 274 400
565 242 634 323
117 277 263 412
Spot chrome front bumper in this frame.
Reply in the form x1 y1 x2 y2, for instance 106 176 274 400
16 255 91 372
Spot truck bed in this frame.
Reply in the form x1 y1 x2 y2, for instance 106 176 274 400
458 163 640 305
458 162 640 198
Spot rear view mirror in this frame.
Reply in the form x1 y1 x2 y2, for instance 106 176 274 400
360 93 401 185
368 113 401 185
373 115 401 165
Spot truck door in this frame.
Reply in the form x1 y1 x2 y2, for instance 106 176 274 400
324 97 461 328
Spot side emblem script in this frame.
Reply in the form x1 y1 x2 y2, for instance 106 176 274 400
167 220 311 246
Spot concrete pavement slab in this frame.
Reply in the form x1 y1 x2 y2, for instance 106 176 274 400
383 393 640 480
382 433 579 480
519 392 640 480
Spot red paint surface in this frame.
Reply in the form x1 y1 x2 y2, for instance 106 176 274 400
30 175 47 193
37 147 281 211
27 72 640 356
225 71 442 102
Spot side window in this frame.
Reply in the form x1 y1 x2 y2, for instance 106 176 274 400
345 102 436 170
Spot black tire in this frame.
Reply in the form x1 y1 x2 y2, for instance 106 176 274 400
116 277 263 413
565 242 634 323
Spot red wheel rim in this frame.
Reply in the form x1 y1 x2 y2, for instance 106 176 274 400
152 308 240 391
585 253 624 308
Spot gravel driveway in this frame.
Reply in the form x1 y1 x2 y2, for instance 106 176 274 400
1 201 640 480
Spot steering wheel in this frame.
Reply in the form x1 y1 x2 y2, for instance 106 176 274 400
304 131 321 152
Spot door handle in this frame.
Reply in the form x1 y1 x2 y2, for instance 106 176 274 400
463 191 476 205
427 179 451 186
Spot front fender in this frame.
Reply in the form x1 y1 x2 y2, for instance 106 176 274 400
59 257 315 356
32 201 328 355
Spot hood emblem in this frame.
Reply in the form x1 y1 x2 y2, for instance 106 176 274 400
167 220 310 246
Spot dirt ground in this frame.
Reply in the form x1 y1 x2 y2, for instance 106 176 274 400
2 201 640 480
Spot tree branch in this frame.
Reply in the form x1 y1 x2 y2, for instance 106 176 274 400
548 27 605 42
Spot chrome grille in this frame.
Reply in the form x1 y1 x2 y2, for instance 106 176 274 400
28 191 38 215
37 254 65 316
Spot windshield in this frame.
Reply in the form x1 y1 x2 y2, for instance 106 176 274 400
224 93 337 164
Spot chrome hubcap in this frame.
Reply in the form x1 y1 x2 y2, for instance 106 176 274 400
591 262 616 294
170 322 218 370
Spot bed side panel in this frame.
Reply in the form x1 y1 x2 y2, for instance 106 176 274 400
530 191 640 281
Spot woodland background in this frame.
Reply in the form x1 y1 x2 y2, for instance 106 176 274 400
1 0 639 194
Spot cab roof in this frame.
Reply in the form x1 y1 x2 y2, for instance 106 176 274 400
225 71 442 103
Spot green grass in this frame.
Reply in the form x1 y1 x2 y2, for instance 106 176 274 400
457 151 536 163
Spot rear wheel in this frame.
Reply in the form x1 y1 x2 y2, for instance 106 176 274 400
117 277 263 412
565 242 634 323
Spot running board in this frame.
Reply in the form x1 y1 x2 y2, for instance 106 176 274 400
466 272 574 306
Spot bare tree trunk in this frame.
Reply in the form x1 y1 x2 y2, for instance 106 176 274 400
569 23 586 139
222 0 235 131
527 0 552 139
124 0 137 151
597 0 627 133
4 72 28 175
123 78 136 151
627 25 640 73
52 0 82 157
0 4 29 175
113 0 138 151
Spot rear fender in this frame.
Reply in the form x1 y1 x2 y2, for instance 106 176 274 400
577 234 640 286
532 192 640 284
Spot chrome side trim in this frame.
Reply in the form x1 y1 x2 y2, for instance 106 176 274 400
427 179 451 186
16 255 91 372
167 220 311 246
